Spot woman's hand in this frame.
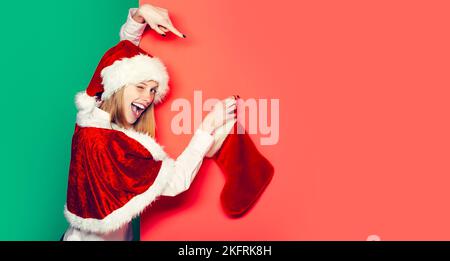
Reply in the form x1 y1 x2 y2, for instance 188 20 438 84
201 97 237 135
132 4 185 38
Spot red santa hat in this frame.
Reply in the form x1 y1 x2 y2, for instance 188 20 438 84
86 40 169 104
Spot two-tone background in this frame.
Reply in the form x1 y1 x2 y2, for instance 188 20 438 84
1 0 449 240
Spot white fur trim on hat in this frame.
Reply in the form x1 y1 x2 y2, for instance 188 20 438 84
100 54 169 103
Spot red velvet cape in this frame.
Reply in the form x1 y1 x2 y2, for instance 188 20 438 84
64 124 171 234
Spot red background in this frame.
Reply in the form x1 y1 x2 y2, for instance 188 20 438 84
139 0 450 240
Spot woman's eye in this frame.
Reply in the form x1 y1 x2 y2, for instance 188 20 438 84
137 86 145 89
150 88 157 94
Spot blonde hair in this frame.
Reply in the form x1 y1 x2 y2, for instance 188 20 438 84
99 87 156 137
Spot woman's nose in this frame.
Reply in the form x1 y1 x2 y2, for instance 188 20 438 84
141 92 155 105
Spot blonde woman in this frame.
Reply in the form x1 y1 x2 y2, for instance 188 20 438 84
62 4 237 241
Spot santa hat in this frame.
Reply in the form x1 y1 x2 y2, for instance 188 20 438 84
86 40 169 103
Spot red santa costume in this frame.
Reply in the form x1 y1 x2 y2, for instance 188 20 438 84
63 10 216 240
63 9 274 241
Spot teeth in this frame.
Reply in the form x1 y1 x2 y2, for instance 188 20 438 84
132 102 145 110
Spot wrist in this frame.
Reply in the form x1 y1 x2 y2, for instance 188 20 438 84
132 9 146 24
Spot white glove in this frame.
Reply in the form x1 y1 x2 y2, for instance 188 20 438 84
200 97 237 135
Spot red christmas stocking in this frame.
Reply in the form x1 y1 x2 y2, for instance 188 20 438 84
207 116 274 217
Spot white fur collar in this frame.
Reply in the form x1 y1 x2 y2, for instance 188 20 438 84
74 91 167 161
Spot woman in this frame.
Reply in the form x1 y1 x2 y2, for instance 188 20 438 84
62 4 237 241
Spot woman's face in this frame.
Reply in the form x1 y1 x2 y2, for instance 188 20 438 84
122 80 158 126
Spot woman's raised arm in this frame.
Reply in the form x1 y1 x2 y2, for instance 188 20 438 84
120 4 185 46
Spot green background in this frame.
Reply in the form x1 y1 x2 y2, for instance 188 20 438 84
0 0 137 240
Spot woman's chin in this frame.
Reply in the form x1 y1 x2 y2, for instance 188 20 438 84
124 116 138 127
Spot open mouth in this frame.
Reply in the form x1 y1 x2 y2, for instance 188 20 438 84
131 102 146 119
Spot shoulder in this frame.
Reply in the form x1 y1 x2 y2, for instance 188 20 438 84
73 125 115 147
73 125 152 157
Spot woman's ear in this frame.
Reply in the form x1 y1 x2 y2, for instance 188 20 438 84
95 96 104 108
